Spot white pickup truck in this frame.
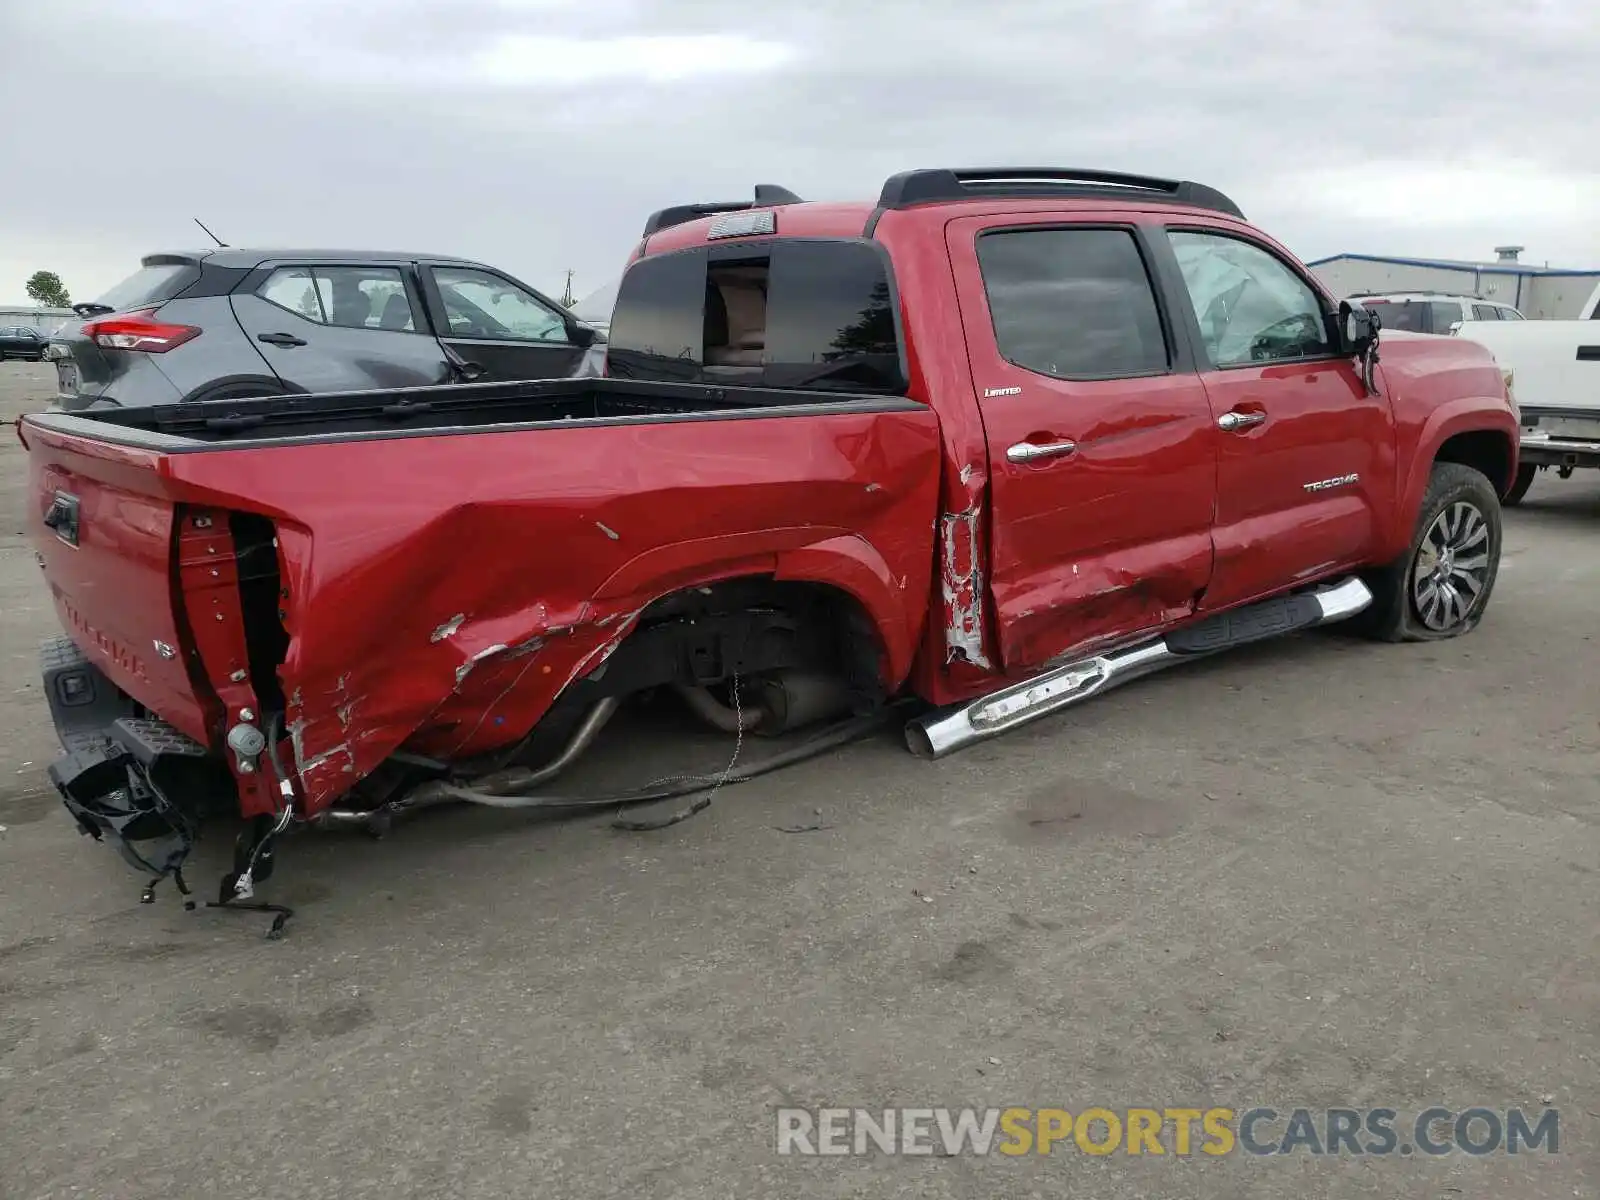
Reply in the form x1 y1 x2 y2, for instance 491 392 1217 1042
1453 281 1600 504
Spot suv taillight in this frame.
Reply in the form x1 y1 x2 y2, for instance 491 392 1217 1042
83 310 201 353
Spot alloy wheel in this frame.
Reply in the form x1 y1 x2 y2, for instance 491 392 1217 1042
1411 501 1491 631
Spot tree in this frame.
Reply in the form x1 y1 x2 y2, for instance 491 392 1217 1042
25 270 71 308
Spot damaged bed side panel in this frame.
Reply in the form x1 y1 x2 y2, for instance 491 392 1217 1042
164 406 944 813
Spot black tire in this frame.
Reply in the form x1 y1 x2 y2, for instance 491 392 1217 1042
1351 462 1502 642
1502 462 1537 507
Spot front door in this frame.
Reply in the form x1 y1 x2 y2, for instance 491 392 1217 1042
947 215 1219 671
421 264 588 381
1156 227 1396 611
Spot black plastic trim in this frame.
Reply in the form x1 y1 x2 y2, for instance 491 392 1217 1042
1520 444 1600 467
170 261 253 303
1575 345 1600 361
1165 592 1324 655
877 167 1244 219
23 385 929 454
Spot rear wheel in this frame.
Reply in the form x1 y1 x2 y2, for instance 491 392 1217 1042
1352 462 1502 642
1502 462 1537 506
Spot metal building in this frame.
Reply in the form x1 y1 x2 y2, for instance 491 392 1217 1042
1307 246 1600 319
0 306 75 334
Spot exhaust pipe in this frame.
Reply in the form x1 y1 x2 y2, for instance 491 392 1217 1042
312 696 622 830
676 672 856 737
674 683 762 733
906 575 1372 760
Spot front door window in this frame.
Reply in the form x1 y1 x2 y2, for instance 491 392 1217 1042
1167 232 1332 366
432 267 571 343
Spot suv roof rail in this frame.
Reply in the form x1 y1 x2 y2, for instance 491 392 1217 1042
641 184 804 238
875 167 1244 219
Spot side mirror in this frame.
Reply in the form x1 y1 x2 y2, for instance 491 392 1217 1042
1337 299 1379 355
566 321 599 348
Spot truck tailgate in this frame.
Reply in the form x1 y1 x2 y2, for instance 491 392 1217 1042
24 425 214 744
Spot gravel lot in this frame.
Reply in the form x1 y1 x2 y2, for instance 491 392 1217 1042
2 359 1597 1199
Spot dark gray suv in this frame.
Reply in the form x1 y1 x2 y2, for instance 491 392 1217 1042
50 249 605 410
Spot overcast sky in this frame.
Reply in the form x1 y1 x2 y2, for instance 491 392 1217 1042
1 0 1596 308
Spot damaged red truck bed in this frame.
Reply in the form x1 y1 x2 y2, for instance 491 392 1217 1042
22 166 1519 910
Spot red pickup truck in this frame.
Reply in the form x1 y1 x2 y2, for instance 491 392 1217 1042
22 167 1518 908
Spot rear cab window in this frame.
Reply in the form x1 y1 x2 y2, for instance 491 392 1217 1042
606 239 906 393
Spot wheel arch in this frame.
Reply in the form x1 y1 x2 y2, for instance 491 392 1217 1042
1389 403 1518 556
1434 428 1515 497
589 530 925 691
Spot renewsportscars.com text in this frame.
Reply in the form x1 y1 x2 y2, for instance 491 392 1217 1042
776 1105 1560 1158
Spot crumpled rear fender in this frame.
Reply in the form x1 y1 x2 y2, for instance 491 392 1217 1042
184 408 946 815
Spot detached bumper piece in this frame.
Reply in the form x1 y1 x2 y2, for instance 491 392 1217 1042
47 717 225 880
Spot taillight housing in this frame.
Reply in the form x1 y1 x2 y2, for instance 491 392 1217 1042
83 310 201 353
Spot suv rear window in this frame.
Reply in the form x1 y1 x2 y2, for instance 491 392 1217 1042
606 240 905 393
92 261 200 314
1366 300 1427 333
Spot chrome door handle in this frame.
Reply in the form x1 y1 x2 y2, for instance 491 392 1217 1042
1006 439 1077 464
1217 410 1267 432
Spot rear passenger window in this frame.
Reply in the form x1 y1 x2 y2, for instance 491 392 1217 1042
976 229 1168 379
256 266 417 331
316 268 415 331
258 268 322 321
607 240 905 393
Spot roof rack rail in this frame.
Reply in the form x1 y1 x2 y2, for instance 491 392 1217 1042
875 167 1244 219
640 185 804 238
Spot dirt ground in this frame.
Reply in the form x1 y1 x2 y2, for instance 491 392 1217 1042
1 359 1597 1200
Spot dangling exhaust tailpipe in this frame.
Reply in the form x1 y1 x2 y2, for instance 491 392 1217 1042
905 575 1373 760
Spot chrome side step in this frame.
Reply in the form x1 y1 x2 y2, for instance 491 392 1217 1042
904 575 1372 760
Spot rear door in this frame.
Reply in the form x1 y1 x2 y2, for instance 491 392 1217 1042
947 214 1218 670
1157 225 1395 612
230 262 453 393
419 263 587 381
